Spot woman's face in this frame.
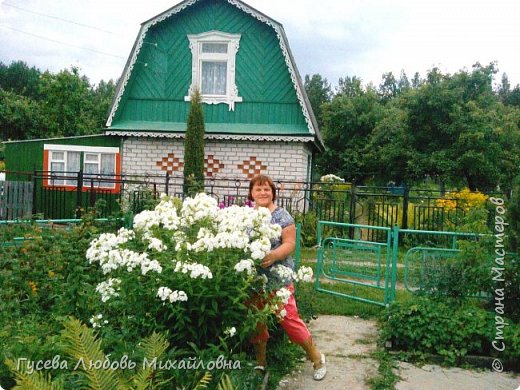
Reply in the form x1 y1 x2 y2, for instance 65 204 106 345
251 182 274 208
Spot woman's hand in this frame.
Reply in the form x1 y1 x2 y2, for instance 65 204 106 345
260 224 296 268
260 252 276 268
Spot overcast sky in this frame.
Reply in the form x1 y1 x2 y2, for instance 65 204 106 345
1 0 519 89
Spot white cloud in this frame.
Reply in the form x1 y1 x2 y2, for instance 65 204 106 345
0 0 519 87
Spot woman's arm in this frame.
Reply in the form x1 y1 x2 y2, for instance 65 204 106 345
260 224 296 269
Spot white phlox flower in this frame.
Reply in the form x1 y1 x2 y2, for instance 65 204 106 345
217 205 255 232
89 313 109 328
180 193 219 227
155 196 181 230
276 287 292 305
249 237 272 260
270 264 295 285
294 266 314 282
99 249 162 275
86 229 134 264
320 174 345 183
133 209 160 232
174 261 213 279
147 236 167 252
95 278 121 302
234 259 256 275
278 309 287 319
224 327 237 337
190 228 216 252
157 287 188 303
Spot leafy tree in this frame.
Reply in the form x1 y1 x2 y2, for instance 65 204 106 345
378 72 398 102
38 67 101 137
0 90 44 140
91 79 117 129
318 87 382 182
183 89 205 195
336 76 364 97
304 74 332 127
364 101 412 184
411 71 423 88
0 60 42 99
397 70 411 93
402 63 511 190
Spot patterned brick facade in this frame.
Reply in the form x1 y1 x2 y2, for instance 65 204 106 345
121 137 312 183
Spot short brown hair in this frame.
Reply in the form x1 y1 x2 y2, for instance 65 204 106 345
248 174 277 201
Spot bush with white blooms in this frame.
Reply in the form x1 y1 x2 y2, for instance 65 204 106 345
86 193 311 350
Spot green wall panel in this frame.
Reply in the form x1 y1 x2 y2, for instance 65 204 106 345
5 135 120 178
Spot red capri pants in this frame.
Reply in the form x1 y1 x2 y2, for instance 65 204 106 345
250 284 311 344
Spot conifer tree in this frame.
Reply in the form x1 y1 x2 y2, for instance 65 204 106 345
183 89 205 196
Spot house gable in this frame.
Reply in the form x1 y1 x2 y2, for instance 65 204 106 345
107 0 322 148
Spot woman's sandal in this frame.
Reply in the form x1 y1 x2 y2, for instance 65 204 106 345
313 353 327 381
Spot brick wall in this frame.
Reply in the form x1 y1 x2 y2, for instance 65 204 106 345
121 137 312 182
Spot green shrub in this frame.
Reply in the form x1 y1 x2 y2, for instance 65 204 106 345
294 210 318 247
380 298 519 365
0 220 116 387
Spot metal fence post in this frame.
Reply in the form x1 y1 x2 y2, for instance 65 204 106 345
165 172 170 195
402 186 409 229
348 180 357 238
75 170 83 218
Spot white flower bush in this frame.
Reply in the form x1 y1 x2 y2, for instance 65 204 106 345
85 192 290 350
320 173 345 183
295 266 314 283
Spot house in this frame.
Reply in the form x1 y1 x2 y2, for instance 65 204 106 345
3 0 323 218
106 0 323 183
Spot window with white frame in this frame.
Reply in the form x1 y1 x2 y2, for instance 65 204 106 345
185 31 242 111
45 145 118 189
49 150 80 186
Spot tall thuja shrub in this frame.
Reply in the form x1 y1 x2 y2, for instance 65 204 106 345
183 89 205 196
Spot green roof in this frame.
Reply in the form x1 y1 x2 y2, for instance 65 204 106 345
108 120 310 135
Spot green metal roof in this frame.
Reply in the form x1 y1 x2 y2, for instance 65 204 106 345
107 120 310 135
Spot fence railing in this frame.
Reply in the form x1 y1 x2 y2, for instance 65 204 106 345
1 171 507 234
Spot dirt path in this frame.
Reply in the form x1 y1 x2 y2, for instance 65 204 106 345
276 315 520 390
276 315 379 390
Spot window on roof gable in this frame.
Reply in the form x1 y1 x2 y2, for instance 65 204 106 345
185 31 242 111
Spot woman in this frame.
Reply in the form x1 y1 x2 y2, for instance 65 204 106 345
248 174 326 381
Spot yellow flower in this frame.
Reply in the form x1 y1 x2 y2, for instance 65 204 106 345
28 281 38 295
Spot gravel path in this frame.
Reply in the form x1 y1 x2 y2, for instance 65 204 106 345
276 315 520 390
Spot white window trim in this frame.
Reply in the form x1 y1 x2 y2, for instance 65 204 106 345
45 145 118 190
44 144 119 154
49 150 66 186
83 153 116 190
184 30 242 111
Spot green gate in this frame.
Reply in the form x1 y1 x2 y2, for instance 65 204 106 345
314 221 398 306
313 222 496 306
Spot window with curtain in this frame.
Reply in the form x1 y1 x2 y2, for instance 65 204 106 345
185 31 242 110
46 145 117 190
49 150 80 186
201 61 227 95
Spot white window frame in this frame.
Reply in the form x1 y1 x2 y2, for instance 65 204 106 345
44 145 118 190
184 30 242 111
83 153 116 189
49 150 66 186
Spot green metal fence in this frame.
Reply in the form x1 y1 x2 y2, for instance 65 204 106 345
315 221 397 307
313 222 501 306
